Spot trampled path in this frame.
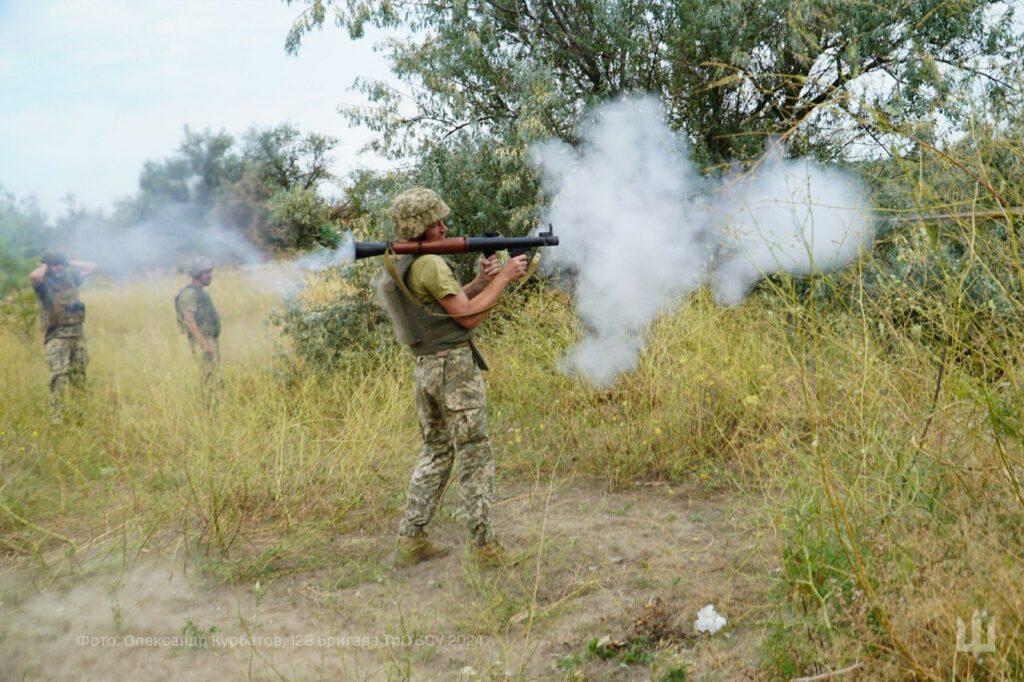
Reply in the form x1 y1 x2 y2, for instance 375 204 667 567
0 478 773 680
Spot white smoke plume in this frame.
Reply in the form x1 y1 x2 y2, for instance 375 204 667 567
710 148 874 306
246 233 355 297
532 96 875 386
62 203 263 278
291 232 356 273
534 97 713 385
57 201 356 298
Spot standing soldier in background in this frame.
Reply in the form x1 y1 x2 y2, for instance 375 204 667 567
379 187 528 567
28 252 97 417
174 257 221 398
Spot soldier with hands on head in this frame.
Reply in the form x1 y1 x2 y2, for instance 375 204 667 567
28 251 97 417
174 257 221 395
379 187 529 567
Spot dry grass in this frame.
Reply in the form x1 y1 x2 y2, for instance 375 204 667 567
1 252 1023 677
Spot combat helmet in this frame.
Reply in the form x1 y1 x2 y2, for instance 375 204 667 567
388 187 450 239
40 251 68 266
187 256 214 277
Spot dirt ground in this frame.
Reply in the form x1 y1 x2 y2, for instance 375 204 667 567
0 478 774 680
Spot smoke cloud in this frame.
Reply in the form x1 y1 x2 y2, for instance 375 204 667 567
532 96 874 386
57 201 356 298
62 203 263 278
246 233 355 297
710 149 874 306
533 97 713 386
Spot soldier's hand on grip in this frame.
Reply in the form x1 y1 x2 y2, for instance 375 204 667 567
500 255 529 283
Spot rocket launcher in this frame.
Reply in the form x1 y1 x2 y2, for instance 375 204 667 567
354 225 558 260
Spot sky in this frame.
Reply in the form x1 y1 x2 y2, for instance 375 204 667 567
0 0 398 217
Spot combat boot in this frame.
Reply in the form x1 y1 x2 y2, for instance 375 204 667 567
392 534 451 567
472 540 508 568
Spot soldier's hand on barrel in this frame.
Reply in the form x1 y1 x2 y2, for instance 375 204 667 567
500 255 529 283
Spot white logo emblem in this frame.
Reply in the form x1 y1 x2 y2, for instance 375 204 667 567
956 611 996 655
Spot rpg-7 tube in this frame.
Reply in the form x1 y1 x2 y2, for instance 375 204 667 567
353 233 559 260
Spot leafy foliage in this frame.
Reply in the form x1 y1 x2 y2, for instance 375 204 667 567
282 0 1024 311
243 125 336 191
286 0 1022 164
119 123 342 251
855 116 1024 375
0 186 55 334
271 261 394 372
265 186 336 249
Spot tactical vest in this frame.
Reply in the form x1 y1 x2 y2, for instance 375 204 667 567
174 284 221 339
376 255 474 356
38 273 85 341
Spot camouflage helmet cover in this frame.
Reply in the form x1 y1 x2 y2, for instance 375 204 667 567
388 187 450 239
187 256 214 277
41 251 68 266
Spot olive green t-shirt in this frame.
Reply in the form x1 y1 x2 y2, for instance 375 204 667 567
406 255 462 304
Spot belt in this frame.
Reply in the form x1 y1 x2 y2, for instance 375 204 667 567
414 342 488 371
415 343 470 361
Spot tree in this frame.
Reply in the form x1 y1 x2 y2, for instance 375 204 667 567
242 124 338 191
0 185 53 292
132 127 242 219
214 124 340 248
286 0 1022 165
0 185 57 332
116 123 340 250
178 127 243 207
265 185 335 248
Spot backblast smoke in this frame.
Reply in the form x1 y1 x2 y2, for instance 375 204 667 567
532 96 875 386
61 203 262 278
55 201 356 297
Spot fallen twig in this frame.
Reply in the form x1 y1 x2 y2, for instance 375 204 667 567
791 661 863 681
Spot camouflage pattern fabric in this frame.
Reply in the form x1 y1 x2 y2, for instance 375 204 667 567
388 187 451 239
33 270 85 343
44 336 88 414
188 337 221 401
398 344 495 546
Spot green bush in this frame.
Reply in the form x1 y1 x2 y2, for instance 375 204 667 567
265 186 337 250
272 261 394 372
0 185 56 335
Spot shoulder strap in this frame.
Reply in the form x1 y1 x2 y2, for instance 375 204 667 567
383 251 430 312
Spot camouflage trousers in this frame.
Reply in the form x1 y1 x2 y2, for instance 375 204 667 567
44 336 88 415
189 337 221 400
398 344 495 546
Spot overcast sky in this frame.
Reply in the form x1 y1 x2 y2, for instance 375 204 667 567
0 0 397 217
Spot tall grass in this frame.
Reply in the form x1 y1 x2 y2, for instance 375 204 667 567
3 206 1023 676
0 272 414 571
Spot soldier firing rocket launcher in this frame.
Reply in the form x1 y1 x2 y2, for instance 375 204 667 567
353 225 559 260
